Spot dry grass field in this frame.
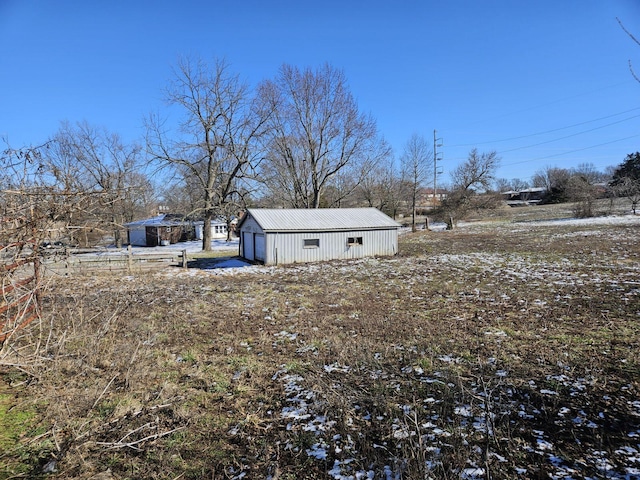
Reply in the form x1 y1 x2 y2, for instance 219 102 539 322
1 201 640 479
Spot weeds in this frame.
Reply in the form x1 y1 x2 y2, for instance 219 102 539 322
1 207 640 478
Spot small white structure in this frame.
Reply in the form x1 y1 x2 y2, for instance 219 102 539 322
193 219 229 240
237 208 400 265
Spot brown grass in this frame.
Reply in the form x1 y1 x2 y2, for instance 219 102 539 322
1 202 640 479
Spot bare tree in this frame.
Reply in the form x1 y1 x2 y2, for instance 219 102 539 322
571 162 608 184
400 134 433 231
495 177 530 192
452 148 499 192
258 63 380 208
436 149 499 227
512 178 530 191
357 150 401 212
159 170 203 217
1 144 46 354
613 176 640 214
0 140 93 355
611 152 640 214
566 174 598 217
494 179 513 193
146 57 270 250
532 166 571 203
48 122 150 247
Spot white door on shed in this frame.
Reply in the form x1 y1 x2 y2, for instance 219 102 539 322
254 233 265 262
243 232 254 260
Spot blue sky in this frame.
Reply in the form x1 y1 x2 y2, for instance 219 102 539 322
1 0 639 185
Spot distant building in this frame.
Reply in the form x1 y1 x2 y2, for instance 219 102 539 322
502 188 546 207
125 214 192 247
193 218 234 241
125 215 234 246
417 188 448 211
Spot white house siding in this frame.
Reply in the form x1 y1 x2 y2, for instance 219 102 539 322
195 222 228 240
264 229 397 265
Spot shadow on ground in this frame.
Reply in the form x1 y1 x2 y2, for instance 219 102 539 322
184 256 253 270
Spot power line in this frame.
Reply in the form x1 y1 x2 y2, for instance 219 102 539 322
498 114 640 154
500 133 640 168
447 106 640 148
459 80 635 129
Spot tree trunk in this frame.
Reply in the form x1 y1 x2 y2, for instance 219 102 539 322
114 214 122 248
411 190 417 232
202 211 212 251
312 188 321 209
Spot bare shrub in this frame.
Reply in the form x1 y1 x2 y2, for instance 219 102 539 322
567 175 598 218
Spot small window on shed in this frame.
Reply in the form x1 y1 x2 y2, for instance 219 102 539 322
166 227 172 233
347 236 363 246
303 238 320 248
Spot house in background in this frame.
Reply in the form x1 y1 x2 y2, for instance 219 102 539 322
237 208 400 265
125 214 193 247
126 215 239 246
418 187 448 211
502 187 547 207
193 218 231 240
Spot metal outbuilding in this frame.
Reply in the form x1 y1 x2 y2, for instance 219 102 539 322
237 208 400 265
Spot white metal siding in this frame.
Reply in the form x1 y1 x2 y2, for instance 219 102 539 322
242 232 253 260
264 229 397 265
240 217 262 261
239 210 399 265
254 234 265 261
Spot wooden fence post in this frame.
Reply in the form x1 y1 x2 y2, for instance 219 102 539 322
182 249 187 268
447 217 454 230
127 244 133 272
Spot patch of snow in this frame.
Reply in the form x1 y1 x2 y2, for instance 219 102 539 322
306 443 328 460
454 405 473 417
461 467 485 479
209 258 251 269
324 363 351 373
99 238 239 255
539 389 558 395
528 215 640 228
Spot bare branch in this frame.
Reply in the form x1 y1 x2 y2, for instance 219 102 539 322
617 17 640 83
147 57 269 250
258 63 380 208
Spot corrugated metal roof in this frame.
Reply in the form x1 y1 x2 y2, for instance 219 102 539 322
242 208 400 232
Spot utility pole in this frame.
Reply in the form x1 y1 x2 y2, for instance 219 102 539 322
433 130 443 209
